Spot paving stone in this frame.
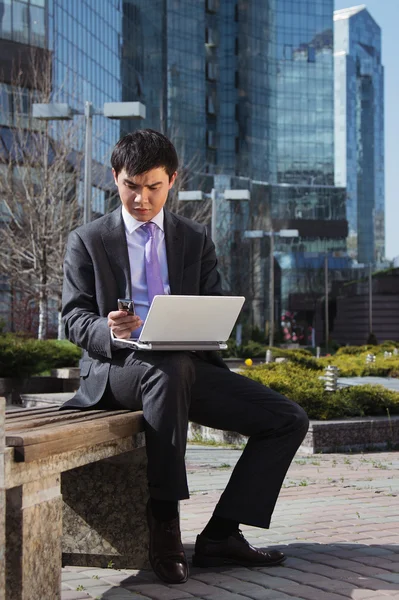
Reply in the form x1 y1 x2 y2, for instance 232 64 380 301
61 592 90 600
62 571 93 582
61 447 399 600
64 578 111 590
86 588 148 599
122 581 193 599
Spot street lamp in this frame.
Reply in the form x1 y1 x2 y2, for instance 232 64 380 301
244 228 299 347
178 188 250 244
324 254 329 354
32 101 146 224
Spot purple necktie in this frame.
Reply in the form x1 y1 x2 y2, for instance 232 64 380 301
143 221 164 305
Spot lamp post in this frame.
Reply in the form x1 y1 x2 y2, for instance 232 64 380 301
32 101 146 224
243 229 298 346
264 229 299 347
368 262 373 337
178 188 250 245
324 254 329 354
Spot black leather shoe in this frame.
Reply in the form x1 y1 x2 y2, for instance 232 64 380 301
146 500 188 584
192 530 286 568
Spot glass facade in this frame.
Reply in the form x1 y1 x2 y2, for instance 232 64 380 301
275 0 334 186
334 6 385 264
266 0 350 322
48 0 125 165
233 0 276 181
2 0 385 337
0 0 46 48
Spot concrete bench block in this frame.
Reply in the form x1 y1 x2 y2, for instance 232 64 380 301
0 397 5 599
5 475 62 600
62 446 150 570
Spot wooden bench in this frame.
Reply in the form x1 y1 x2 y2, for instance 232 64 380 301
0 397 149 600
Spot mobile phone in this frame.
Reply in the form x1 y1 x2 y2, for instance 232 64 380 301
117 298 135 315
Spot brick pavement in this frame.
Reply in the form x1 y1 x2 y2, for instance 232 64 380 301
62 447 399 600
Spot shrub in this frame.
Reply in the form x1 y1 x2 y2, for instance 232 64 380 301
319 352 399 378
335 345 375 356
239 340 268 358
0 335 82 378
240 362 399 420
367 332 379 346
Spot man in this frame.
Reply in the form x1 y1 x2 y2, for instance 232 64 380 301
62 129 309 585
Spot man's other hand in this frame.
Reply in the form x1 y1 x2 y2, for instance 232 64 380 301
108 310 143 339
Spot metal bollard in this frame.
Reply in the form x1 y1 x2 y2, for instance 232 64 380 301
265 349 273 364
324 365 339 392
316 346 321 359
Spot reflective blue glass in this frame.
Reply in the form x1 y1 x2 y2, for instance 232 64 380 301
334 6 384 263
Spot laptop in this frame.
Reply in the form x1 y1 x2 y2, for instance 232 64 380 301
112 295 245 351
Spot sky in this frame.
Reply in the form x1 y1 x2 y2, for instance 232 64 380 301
334 0 399 259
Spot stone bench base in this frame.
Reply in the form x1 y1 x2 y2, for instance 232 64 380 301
189 415 399 453
62 447 150 570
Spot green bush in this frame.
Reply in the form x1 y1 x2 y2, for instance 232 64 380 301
239 340 268 358
240 362 399 420
336 342 399 356
319 352 399 378
367 332 379 346
335 345 375 356
0 335 82 378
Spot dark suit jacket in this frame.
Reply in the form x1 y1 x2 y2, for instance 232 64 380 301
61 206 228 408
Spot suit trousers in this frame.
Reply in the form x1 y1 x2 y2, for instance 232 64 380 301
103 350 309 529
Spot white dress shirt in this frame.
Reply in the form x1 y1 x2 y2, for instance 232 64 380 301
121 206 170 337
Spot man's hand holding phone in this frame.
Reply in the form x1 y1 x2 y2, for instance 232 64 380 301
108 299 143 339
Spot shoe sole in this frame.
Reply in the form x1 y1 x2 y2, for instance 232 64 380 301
192 554 286 568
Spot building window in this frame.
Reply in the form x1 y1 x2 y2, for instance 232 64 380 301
207 95 215 115
205 27 218 47
206 0 218 13
12 1 30 45
0 0 12 39
207 130 217 148
283 44 293 60
206 62 218 81
308 46 316 63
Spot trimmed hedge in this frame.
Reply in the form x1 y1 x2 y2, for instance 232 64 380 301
319 353 399 378
0 335 82 378
241 362 399 420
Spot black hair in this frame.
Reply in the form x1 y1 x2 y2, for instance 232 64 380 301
111 129 178 180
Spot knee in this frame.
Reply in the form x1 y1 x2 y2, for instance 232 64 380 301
161 352 196 386
290 403 309 435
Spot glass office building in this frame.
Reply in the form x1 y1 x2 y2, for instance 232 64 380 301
334 6 385 264
4 0 383 339
269 0 349 325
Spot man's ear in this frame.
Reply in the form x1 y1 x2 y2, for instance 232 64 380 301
168 172 178 189
112 168 118 185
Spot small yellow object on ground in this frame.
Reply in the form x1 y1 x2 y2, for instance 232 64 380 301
244 358 253 366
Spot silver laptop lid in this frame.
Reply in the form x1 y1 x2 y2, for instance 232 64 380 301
139 295 245 343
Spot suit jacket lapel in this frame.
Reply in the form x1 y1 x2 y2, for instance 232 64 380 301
164 210 184 294
101 206 132 299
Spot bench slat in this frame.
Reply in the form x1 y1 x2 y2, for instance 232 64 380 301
5 407 67 418
5 409 84 425
7 411 144 463
5 409 122 431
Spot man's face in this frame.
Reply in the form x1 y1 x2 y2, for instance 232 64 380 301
112 167 177 222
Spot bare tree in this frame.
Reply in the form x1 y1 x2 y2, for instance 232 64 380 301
0 53 81 339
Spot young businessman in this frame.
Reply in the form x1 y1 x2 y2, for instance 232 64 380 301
62 129 309 584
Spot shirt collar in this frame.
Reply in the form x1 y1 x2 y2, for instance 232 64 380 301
122 206 165 234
